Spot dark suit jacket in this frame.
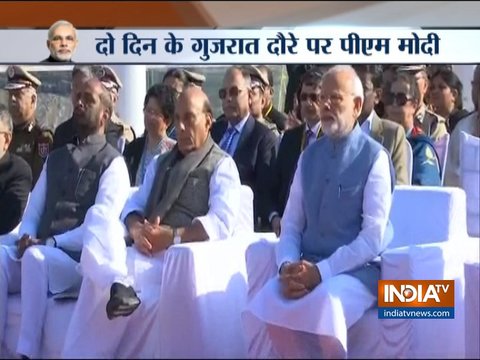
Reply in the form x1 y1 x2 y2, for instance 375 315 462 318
0 153 32 235
370 113 409 185
53 117 124 151
211 115 277 229
265 105 287 132
268 123 305 221
41 56 73 63
123 136 147 186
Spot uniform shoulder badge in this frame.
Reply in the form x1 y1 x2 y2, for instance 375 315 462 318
37 129 53 158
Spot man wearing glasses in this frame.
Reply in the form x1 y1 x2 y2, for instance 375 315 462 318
211 65 277 231
267 68 324 237
41 20 78 63
0 107 32 235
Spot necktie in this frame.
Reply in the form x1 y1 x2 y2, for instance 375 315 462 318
222 127 238 155
306 129 314 146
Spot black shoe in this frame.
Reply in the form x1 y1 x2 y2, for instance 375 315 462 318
106 282 141 320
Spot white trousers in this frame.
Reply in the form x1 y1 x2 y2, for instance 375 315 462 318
0 244 80 358
62 246 165 358
245 274 376 359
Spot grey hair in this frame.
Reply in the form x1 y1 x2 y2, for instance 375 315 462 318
0 107 13 132
225 66 251 88
72 65 94 80
323 65 364 102
48 20 77 40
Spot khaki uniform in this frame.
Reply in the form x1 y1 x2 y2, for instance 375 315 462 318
415 105 448 142
10 122 53 187
111 113 135 143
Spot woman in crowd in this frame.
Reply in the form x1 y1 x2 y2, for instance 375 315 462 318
123 84 177 186
429 68 469 133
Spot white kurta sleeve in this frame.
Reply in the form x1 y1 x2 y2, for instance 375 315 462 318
18 162 47 238
54 156 131 251
121 154 159 222
193 156 241 240
317 150 392 280
275 154 305 270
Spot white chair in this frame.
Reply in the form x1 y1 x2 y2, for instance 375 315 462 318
464 261 480 359
434 132 450 185
2 185 256 358
243 186 473 359
459 131 480 237
405 140 413 185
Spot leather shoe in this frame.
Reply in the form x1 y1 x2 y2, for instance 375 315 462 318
106 282 141 320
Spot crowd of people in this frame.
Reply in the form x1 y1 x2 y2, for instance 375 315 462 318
0 61 478 358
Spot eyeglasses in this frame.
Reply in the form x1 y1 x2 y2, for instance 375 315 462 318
384 92 414 106
300 92 320 103
143 107 164 118
219 86 246 100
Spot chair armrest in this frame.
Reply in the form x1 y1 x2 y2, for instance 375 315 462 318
244 233 279 301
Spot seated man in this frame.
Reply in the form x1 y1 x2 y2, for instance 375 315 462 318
444 64 480 187
62 86 241 358
245 66 394 358
211 66 277 231
0 108 32 235
353 64 409 185
0 77 131 359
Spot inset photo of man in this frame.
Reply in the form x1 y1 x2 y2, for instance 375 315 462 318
41 20 78 63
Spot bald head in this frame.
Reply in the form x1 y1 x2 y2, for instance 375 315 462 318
175 86 213 155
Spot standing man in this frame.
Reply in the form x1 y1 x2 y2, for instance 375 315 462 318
41 20 78 63
6 65 53 188
211 66 277 230
246 66 394 358
0 107 32 235
0 77 131 359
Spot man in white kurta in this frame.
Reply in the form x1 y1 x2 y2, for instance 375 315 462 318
62 86 241 358
245 66 394 358
0 78 130 359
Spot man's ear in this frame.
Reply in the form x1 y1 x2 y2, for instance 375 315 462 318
374 88 382 106
46 40 51 50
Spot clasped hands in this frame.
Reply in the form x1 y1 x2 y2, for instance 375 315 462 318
129 216 174 256
279 260 322 300
15 234 43 259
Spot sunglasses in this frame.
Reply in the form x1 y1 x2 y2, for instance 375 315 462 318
300 92 320 103
219 86 245 100
384 92 414 106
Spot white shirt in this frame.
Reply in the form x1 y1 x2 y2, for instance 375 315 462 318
444 111 478 187
360 111 375 135
121 153 241 241
220 114 250 156
19 157 131 251
276 148 392 281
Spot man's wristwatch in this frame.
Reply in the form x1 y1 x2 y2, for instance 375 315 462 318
45 236 57 248
172 228 181 245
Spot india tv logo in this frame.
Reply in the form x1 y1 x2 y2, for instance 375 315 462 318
378 280 455 319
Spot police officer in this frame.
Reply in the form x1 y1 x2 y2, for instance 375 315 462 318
183 68 206 88
397 65 448 141
5 65 53 188
92 65 136 150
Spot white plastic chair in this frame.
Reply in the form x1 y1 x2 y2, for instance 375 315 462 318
459 131 480 237
243 186 472 359
434 132 450 185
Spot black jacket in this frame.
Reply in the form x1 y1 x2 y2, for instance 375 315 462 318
211 115 277 229
0 153 32 235
123 136 147 186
